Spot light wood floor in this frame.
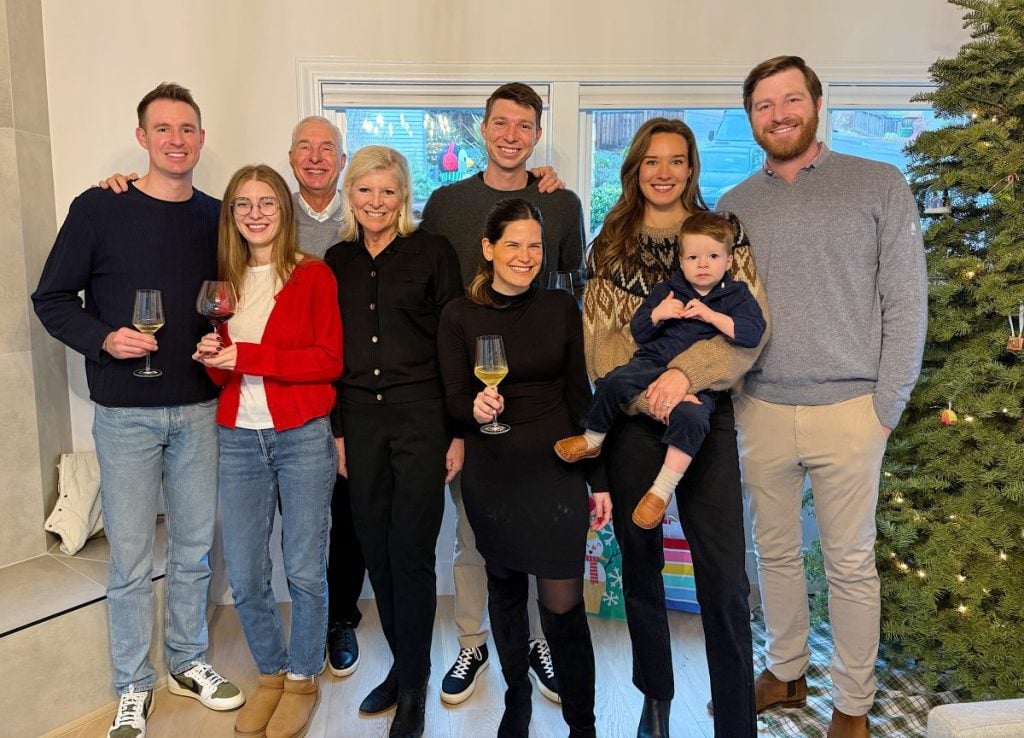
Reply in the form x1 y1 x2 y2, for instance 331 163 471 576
52 595 740 738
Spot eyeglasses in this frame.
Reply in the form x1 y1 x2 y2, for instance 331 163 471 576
231 197 279 217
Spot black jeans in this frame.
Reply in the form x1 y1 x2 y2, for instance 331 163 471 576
604 394 756 737
342 397 448 689
327 473 366 627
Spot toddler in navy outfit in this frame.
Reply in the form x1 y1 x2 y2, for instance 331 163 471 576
556 212 766 528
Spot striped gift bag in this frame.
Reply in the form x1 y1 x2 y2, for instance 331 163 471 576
662 516 700 614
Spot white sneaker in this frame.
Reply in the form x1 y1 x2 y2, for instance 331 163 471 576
107 686 153 738
167 661 245 711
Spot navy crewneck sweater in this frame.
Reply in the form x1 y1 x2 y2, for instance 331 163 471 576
33 183 220 407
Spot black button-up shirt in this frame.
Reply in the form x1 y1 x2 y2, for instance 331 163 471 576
324 228 462 436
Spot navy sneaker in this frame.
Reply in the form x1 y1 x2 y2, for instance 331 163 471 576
440 644 489 705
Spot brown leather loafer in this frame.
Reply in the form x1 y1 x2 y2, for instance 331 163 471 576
755 669 807 712
631 490 668 529
827 708 869 737
553 435 601 463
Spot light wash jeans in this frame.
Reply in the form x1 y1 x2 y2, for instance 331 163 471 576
218 417 336 677
92 400 219 694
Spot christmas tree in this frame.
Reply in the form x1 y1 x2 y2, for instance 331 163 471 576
877 0 1024 699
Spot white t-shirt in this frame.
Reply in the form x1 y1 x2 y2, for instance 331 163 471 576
229 264 280 429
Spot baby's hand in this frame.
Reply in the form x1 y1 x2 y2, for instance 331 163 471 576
680 298 716 323
651 291 687 323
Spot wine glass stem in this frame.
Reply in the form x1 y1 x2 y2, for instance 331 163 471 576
145 351 152 373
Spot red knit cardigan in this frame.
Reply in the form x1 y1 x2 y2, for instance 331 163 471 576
206 259 343 431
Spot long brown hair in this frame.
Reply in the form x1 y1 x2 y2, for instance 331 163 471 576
218 164 301 297
591 118 707 278
467 198 544 307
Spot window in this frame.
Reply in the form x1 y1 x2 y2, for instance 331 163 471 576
827 109 945 173
300 66 937 237
825 84 940 174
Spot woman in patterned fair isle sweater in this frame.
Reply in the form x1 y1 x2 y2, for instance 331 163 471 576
581 118 768 738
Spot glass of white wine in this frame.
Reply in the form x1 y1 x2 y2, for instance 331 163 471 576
474 334 510 435
132 288 165 378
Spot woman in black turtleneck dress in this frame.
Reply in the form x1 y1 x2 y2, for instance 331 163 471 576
437 198 611 738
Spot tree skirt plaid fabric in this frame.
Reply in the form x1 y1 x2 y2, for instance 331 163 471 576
751 609 959 737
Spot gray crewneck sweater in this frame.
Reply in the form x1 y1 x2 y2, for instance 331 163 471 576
293 191 344 258
718 146 927 429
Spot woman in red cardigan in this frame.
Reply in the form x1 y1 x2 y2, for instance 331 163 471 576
193 164 342 738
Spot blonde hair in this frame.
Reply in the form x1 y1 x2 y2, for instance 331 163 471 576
338 146 416 242
218 164 302 297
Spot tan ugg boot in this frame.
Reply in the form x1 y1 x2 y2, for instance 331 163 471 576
266 675 320 738
235 673 285 738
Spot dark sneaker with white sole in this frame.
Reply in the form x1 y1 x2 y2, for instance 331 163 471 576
440 644 489 705
327 622 360 677
168 661 245 711
107 686 152 738
528 638 561 703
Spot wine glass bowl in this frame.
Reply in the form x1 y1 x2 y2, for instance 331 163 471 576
546 271 583 308
196 280 237 329
196 280 237 354
474 334 510 435
132 288 164 378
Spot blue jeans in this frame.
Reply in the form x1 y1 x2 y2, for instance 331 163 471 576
92 400 219 694
219 417 336 677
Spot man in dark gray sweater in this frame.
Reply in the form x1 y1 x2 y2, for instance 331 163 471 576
421 82 584 708
718 56 927 738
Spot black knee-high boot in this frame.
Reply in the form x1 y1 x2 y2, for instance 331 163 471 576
539 601 597 738
487 571 533 738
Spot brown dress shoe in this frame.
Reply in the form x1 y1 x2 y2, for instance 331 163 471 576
827 708 869 737
235 673 285 738
554 435 601 463
754 669 807 713
266 675 320 738
632 490 669 529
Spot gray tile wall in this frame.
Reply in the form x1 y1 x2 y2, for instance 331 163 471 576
0 0 71 568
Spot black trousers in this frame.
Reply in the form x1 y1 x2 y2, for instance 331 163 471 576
342 397 448 689
604 395 756 737
327 473 366 626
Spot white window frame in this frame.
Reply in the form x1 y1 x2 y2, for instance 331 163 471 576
297 60 934 239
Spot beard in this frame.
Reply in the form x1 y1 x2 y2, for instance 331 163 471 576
754 107 819 162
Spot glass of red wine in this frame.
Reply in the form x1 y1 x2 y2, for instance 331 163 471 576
195 280 237 354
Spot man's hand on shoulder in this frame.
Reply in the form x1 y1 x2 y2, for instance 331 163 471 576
95 172 139 194
531 166 565 193
102 327 156 359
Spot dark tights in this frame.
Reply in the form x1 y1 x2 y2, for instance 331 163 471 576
485 564 584 614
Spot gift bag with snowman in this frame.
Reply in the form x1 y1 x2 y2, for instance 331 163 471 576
582 526 626 620
582 514 700 620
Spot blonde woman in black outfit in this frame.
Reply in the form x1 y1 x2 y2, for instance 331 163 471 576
324 146 463 738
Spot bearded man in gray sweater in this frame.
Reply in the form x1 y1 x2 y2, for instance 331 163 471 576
718 56 927 738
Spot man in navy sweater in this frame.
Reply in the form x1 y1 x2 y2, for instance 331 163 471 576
33 83 243 738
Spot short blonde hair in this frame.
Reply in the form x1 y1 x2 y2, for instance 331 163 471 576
338 146 415 242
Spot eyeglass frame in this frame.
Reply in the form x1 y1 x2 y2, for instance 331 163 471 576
231 196 280 217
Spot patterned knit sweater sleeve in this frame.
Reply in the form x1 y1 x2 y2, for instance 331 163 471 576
583 213 770 415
